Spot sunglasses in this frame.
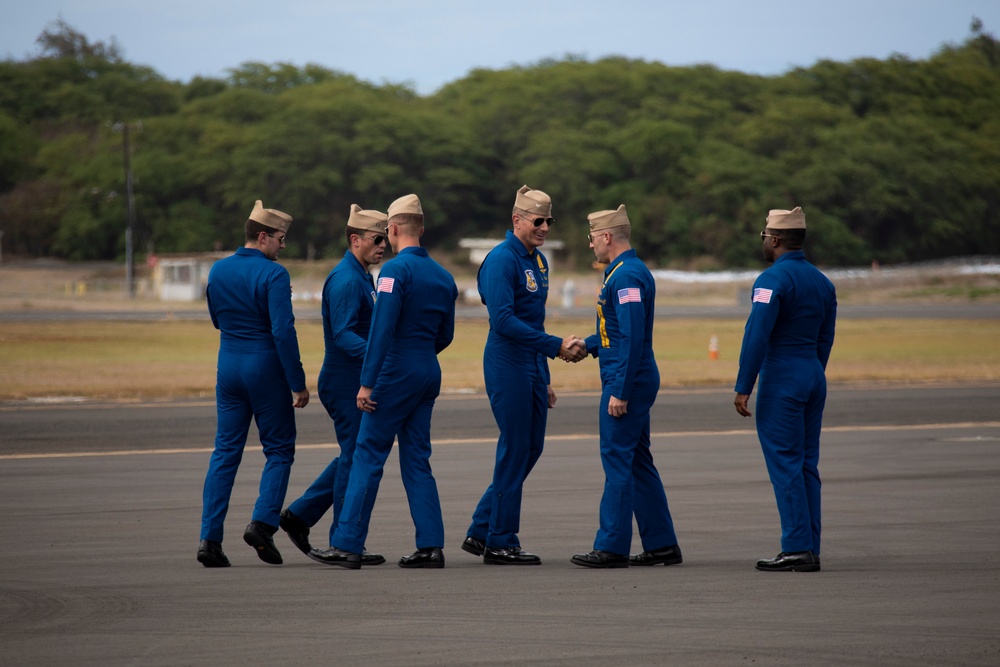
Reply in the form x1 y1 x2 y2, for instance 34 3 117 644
760 230 780 240
366 234 387 245
523 215 554 227
265 233 286 244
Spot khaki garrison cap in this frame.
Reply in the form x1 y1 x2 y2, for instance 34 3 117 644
248 200 292 233
347 204 388 233
588 204 630 233
515 185 553 217
767 206 806 229
388 194 423 219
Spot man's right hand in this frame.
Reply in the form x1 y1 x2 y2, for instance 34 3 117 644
558 336 587 362
292 388 310 409
734 393 751 417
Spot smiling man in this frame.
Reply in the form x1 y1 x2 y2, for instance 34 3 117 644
461 185 586 566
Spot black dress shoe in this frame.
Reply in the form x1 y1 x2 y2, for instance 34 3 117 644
461 536 485 557
629 544 683 566
361 549 386 566
755 550 820 572
571 550 629 568
243 520 282 565
398 547 445 569
308 547 361 569
279 509 312 555
483 545 541 565
197 540 231 568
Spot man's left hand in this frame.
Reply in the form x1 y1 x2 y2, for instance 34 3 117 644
608 396 628 417
357 386 377 413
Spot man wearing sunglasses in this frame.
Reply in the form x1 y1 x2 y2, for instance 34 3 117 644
734 207 837 573
279 204 389 566
461 185 587 566
312 193 458 569
198 200 310 568
571 205 682 569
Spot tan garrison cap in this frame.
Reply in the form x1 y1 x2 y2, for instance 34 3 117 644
248 200 292 233
588 204 630 233
387 194 423 219
515 185 553 217
767 206 806 230
347 204 388 233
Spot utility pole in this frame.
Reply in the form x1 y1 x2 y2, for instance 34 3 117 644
114 121 138 298
123 123 136 298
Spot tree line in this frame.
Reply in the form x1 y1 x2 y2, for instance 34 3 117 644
1 18 998 269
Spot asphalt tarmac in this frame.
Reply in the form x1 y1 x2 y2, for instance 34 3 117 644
2 386 999 666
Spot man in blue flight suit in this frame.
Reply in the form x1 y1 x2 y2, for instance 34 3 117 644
197 200 310 568
734 206 837 573
571 205 682 569
461 185 586 566
278 204 388 566
310 194 458 569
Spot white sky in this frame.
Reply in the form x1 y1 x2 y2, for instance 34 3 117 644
2 1 999 95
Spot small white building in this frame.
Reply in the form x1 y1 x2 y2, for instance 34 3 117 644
151 253 226 301
459 238 565 265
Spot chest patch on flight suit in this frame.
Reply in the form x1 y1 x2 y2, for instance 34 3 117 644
524 269 538 292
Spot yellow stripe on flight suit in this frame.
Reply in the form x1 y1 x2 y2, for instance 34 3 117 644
597 261 624 348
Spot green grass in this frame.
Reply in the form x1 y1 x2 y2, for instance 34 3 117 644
1 317 998 401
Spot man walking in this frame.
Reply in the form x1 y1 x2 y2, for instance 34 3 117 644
279 204 388 566
571 205 682 569
310 194 458 569
734 206 837 572
198 200 309 568
462 185 585 566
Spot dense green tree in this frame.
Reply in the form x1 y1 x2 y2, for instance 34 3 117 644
2 19 998 268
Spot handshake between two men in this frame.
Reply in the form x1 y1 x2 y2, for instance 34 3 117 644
558 336 589 363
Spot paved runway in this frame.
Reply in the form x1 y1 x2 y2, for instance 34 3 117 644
1 386 999 665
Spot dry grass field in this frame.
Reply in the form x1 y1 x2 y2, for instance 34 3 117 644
1 257 998 401
1 317 998 401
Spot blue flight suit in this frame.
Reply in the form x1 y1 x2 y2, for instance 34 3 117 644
584 249 678 556
332 247 458 553
467 230 562 550
735 250 837 555
201 246 306 542
287 252 376 546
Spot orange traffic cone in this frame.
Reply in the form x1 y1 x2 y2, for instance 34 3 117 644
708 335 719 360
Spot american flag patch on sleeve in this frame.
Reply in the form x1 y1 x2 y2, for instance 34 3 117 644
377 277 395 294
617 287 641 304
752 287 773 304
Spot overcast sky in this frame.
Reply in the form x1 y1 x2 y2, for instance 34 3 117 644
3 1 999 95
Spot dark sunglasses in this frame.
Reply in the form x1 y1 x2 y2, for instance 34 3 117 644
524 215 554 227
366 234 387 245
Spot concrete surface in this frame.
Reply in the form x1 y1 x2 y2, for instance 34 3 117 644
1 387 998 665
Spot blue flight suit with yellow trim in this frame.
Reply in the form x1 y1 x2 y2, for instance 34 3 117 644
584 249 678 556
332 247 458 553
201 246 306 542
467 230 562 550
735 250 837 555
287 251 376 545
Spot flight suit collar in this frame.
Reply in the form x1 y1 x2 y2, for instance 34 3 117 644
774 250 805 265
343 250 372 279
396 246 428 257
506 229 534 257
236 247 267 260
604 248 637 275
